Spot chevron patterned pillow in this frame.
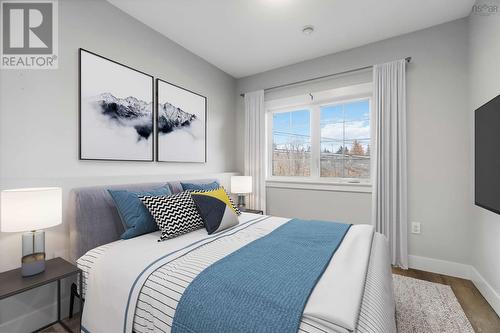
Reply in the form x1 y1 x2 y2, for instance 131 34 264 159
139 191 204 241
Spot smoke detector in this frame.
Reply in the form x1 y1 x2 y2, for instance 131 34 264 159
302 25 315 35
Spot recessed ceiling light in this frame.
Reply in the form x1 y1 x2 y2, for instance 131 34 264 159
302 25 315 35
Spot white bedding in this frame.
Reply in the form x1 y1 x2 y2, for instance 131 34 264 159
78 213 395 333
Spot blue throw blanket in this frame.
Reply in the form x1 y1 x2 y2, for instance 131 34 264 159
171 219 351 333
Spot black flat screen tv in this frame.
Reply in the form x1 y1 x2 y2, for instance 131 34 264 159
475 94 500 215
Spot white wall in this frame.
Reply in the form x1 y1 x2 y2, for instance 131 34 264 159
0 0 238 331
237 19 472 266
469 0 500 313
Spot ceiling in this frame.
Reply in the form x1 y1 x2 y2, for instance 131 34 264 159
107 0 474 78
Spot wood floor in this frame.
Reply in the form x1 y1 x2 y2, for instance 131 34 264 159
393 267 500 333
40 269 500 333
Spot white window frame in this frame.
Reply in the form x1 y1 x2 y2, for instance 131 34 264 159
265 83 373 193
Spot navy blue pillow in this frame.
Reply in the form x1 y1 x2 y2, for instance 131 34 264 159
181 181 220 191
108 186 171 239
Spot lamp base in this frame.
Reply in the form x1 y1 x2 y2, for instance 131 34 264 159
21 230 46 277
22 253 46 277
237 195 246 209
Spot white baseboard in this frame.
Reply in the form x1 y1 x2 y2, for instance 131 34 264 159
408 255 472 279
470 266 500 315
408 254 500 316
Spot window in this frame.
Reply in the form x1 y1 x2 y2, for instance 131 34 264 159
267 84 372 184
320 100 370 179
272 110 311 177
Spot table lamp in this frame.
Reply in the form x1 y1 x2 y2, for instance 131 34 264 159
1 187 62 277
230 176 252 209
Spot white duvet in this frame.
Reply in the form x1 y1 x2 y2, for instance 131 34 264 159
80 214 374 333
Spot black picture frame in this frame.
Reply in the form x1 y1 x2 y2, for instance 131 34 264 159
156 78 207 163
78 48 155 162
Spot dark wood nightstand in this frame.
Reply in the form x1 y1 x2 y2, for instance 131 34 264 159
0 257 82 333
240 208 264 215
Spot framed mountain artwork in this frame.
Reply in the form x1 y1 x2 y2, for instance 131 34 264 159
79 49 154 161
156 79 207 162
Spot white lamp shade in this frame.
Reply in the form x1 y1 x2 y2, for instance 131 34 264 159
1 187 62 232
231 176 253 194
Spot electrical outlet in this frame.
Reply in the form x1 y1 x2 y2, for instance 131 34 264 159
411 222 421 234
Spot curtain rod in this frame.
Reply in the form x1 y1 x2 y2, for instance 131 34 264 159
239 56 411 97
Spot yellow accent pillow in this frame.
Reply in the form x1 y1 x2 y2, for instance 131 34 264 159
193 187 240 215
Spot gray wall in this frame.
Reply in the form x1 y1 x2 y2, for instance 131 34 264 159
237 18 472 266
469 2 500 306
0 0 237 331
267 187 371 224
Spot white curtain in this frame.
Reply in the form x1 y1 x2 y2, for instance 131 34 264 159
244 90 266 212
372 59 408 269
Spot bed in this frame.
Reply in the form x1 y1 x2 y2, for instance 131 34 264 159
68 180 396 333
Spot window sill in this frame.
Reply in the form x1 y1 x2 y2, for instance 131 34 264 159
265 178 372 193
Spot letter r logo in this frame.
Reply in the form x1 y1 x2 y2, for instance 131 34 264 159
2 2 53 54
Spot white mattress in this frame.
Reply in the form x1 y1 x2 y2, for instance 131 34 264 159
77 213 395 333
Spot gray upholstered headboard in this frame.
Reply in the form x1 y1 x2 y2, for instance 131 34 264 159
68 179 217 262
